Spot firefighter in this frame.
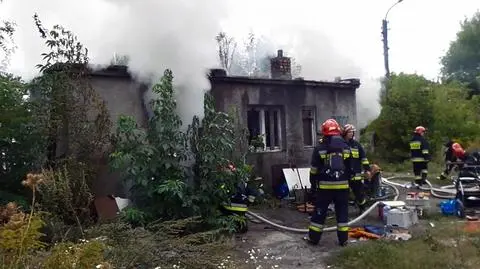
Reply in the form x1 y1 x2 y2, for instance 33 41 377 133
220 163 257 233
306 118 353 247
453 144 480 178
342 124 370 212
452 142 466 161
409 126 430 187
438 140 458 180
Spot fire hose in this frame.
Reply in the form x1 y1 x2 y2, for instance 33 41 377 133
381 175 480 200
245 176 400 233
246 175 476 233
381 177 457 199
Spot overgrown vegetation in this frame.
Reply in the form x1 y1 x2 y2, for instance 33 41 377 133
0 8 249 268
110 69 251 230
2 2 479 268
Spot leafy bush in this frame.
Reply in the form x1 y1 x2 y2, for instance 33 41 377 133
187 93 240 221
110 69 191 221
30 14 111 179
0 73 44 196
110 69 249 226
37 159 94 230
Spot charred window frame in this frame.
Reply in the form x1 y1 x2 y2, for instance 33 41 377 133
302 107 316 147
247 105 284 152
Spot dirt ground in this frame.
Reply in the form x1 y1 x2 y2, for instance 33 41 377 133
230 178 446 269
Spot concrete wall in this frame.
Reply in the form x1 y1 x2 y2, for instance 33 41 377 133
210 73 359 191
83 65 358 196
87 66 148 198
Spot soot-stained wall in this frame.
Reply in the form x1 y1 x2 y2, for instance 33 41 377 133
209 69 360 191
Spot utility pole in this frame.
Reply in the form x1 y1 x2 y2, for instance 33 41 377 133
382 19 390 79
382 0 404 80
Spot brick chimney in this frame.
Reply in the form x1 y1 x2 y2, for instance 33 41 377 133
270 49 292 80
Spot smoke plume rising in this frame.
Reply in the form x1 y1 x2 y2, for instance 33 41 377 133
1 0 381 128
1 0 229 125
285 28 382 128
228 27 382 128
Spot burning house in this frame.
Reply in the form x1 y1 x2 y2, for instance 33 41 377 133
209 50 360 191
68 49 359 200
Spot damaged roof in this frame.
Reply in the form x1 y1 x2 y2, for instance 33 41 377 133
208 69 361 90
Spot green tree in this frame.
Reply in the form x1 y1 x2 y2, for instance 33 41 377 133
368 73 434 161
31 14 111 167
0 6 42 204
110 69 190 221
27 15 111 225
367 73 480 162
187 93 239 220
441 12 480 92
110 70 247 227
429 82 480 146
0 74 43 201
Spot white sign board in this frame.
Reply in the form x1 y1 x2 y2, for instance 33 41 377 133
282 168 311 190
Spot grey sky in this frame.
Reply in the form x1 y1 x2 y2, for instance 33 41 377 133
223 0 479 80
1 0 478 126
2 0 478 80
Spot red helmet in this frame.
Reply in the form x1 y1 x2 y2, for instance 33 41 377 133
452 142 465 158
343 124 356 136
414 126 426 134
321 119 341 136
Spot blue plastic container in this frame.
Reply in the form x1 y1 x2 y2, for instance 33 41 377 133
440 199 457 215
275 183 289 199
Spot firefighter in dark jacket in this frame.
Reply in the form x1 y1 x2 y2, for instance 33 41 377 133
342 124 370 212
306 118 353 247
410 126 430 186
438 140 457 180
220 163 256 233
453 144 480 177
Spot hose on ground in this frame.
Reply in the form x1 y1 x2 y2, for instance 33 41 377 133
381 177 455 199
246 176 400 234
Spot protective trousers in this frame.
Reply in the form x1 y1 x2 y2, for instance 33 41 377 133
412 161 428 185
349 175 366 210
366 173 381 197
439 162 455 179
308 189 349 246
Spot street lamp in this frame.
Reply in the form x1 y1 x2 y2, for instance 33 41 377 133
382 0 403 79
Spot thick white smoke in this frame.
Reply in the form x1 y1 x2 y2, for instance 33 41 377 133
1 0 229 125
283 28 382 128
228 27 382 128
2 0 381 128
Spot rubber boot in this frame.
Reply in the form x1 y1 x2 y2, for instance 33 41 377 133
304 233 320 245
